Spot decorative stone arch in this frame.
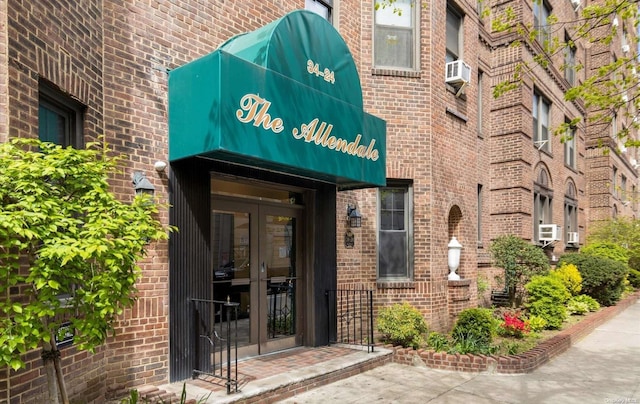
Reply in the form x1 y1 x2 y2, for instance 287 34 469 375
534 162 553 189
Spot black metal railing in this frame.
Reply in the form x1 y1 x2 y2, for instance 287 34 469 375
325 288 375 352
191 298 239 394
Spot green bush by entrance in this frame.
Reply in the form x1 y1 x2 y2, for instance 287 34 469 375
377 302 428 349
451 308 496 346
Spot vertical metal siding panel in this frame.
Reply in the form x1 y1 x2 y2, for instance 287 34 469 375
313 182 337 346
169 161 212 382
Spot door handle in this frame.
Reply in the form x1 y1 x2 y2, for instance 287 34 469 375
260 262 266 281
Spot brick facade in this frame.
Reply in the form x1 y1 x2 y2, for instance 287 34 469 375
0 0 637 402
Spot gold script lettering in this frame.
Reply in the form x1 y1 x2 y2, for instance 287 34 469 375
292 119 379 162
236 94 284 133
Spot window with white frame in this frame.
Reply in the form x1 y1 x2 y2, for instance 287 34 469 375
39 81 84 147
306 0 333 22
621 174 627 202
612 166 618 198
533 0 551 45
564 181 578 245
564 119 576 169
374 0 417 70
533 92 551 152
534 168 553 243
446 4 463 63
378 181 413 280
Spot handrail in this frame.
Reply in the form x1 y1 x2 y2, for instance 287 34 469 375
325 288 375 352
190 298 240 394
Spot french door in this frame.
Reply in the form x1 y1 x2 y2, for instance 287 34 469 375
211 196 302 356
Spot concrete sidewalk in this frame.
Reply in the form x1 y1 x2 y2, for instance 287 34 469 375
279 299 640 404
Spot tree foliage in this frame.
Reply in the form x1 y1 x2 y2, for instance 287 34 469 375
587 218 640 263
0 138 171 373
581 241 630 265
489 235 550 306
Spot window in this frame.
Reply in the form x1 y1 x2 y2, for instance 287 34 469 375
374 0 417 69
612 166 618 198
564 119 576 169
564 34 576 85
621 175 627 201
622 23 629 50
564 182 578 244
306 0 332 22
446 5 463 63
478 71 484 136
611 111 618 139
378 181 413 279
534 168 553 243
533 0 551 45
39 81 84 147
533 92 551 152
477 184 483 245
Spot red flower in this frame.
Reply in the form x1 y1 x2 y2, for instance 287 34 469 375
500 312 530 337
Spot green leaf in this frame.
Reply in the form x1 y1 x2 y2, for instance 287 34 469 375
47 280 60 290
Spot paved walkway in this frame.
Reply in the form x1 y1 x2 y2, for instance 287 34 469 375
279 299 640 404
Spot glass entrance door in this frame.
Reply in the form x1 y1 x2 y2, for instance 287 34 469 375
212 198 302 356
259 209 299 353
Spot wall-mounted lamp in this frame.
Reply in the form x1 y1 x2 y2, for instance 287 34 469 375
154 161 167 172
447 236 462 281
347 204 362 228
132 171 155 196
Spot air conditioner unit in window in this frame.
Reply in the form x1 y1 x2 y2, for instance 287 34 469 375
567 232 579 244
622 44 630 53
539 224 562 241
445 60 471 85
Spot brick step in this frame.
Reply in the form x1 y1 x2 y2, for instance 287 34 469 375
222 348 393 403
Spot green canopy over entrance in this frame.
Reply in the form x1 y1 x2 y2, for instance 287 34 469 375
168 10 386 189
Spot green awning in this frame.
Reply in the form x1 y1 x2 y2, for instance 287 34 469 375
168 10 386 189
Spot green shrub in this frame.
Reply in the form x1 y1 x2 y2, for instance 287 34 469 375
581 242 630 265
525 275 570 329
549 263 582 296
526 315 547 332
558 253 628 306
377 302 428 349
566 299 589 315
569 294 600 312
451 308 496 346
448 333 497 355
489 235 550 307
627 268 640 289
426 332 450 352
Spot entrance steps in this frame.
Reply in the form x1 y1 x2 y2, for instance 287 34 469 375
145 345 393 403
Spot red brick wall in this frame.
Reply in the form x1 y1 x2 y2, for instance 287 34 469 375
2 1 307 402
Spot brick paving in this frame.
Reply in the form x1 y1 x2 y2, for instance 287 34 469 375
186 346 356 394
